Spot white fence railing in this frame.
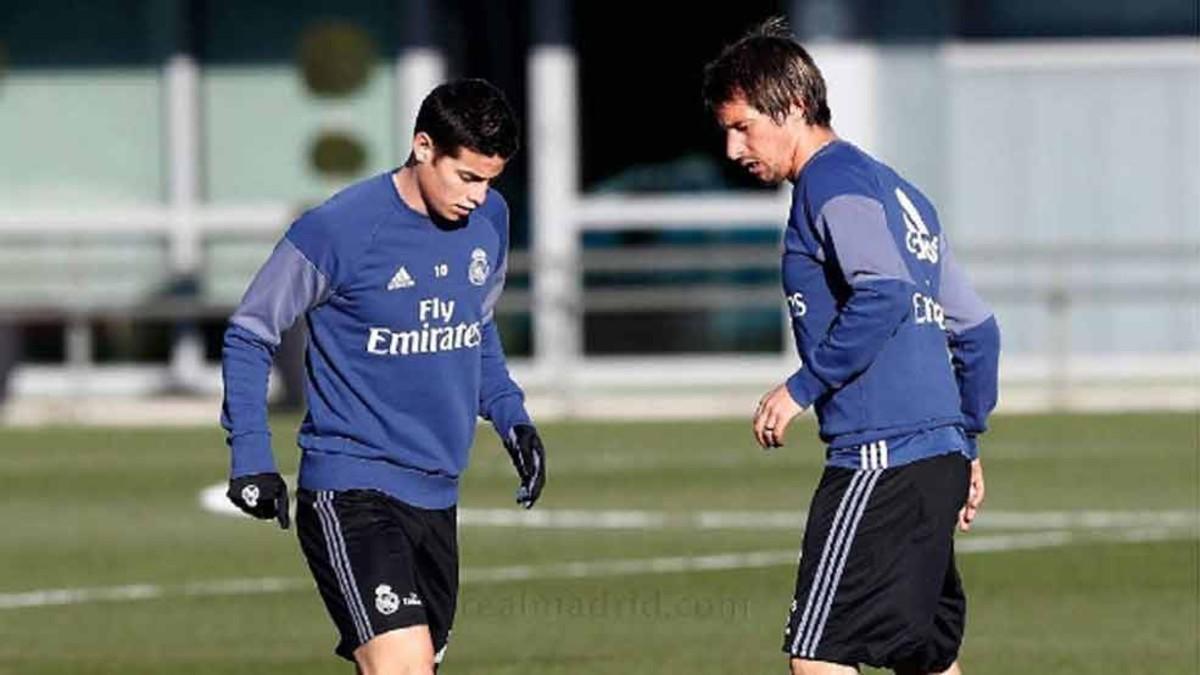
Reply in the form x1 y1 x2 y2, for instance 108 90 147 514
1 39 1197 415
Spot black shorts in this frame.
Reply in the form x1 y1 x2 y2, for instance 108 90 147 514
783 452 969 672
296 489 458 663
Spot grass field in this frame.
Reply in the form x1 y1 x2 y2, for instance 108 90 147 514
0 412 1196 674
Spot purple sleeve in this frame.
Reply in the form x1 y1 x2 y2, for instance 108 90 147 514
476 196 532 437
939 237 1000 456
220 237 330 477
478 318 532 439
787 195 916 407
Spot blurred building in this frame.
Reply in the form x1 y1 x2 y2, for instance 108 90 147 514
0 0 1196 417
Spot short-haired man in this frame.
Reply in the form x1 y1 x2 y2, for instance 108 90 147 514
704 19 1000 675
221 79 546 674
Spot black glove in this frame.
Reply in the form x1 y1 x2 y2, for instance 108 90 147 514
504 425 546 509
227 472 291 529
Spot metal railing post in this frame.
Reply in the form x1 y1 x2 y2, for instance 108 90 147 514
395 0 447 161
530 0 582 400
158 0 205 392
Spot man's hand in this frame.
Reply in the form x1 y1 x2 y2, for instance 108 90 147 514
227 472 291 529
957 458 985 532
753 383 805 449
505 425 546 509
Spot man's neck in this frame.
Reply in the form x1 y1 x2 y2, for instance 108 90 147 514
392 166 429 216
788 126 839 182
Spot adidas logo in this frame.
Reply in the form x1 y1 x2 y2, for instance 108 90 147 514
896 187 939 265
387 266 415 290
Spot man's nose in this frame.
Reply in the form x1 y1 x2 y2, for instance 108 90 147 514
467 183 487 206
726 134 744 161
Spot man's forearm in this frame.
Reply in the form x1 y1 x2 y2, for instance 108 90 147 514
478 321 532 437
788 278 914 407
949 315 1000 455
221 323 278 477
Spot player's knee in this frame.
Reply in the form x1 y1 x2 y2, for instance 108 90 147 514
354 628 437 675
790 657 859 675
356 657 435 675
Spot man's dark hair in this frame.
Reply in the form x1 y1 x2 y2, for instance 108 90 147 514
412 78 520 160
702 17 832 127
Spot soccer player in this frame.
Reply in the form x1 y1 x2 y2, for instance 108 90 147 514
703 19 1000 675
220 79 546 674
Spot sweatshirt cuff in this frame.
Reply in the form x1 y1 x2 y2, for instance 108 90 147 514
489 397 533 441
229 432 278 477
963 434 980 460
786 367 827 409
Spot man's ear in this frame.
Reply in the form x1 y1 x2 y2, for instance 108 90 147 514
412 132 435 163
786 102 808 126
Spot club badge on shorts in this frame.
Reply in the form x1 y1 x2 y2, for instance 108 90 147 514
375 584 400 615
468 248 489 286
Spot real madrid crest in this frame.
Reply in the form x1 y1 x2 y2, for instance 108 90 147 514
468 248 490 286
374 584 400 615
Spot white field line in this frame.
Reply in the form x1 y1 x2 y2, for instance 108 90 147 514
0 577 309 610
200 484 1199 532
455 508 1199 531
461 550 799 583
1 527 1193 611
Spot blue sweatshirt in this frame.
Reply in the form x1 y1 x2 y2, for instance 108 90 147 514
221 171 531 509
782 141 1000 470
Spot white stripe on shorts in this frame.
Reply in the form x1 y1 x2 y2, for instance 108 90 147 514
789 469 882 657
315 491 374 645
800 469 882 657
790 470 868 654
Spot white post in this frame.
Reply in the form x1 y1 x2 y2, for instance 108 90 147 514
164 47 205 390
529 44 582 394
166 52 201 233
394 48 446 161
66 316 93 396
789 1 881 156
806 43 881 156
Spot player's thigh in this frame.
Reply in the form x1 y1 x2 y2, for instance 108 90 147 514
782 465 865 660
887 454 970 672
296 489 429 662
354 624 436 675
783 454 967 668
910 544 967 674
411 504 459 664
